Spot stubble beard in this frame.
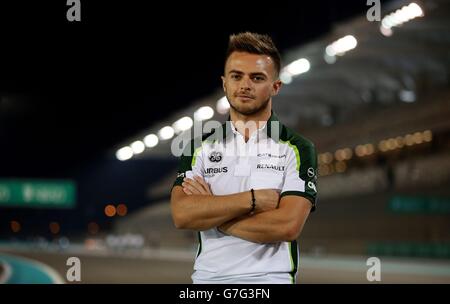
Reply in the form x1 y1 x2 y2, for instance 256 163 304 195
227 94 271 116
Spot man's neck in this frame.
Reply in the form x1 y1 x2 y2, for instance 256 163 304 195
230 107 272 142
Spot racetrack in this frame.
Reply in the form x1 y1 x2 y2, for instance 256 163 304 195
2 246 450 284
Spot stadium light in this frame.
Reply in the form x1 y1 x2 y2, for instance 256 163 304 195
423 130 432 142
380 2 424 36
172 116 193 133
104 204 116 217
158 126 175 140
399 90 416 103
216 96 230 115
280 58 310 84
131 140 145 154
194 106 214 121
116 146 133 161
144 134 158 148
324 35 357 64
116 204 128 216
325 35 358 57
286 58 310 75
280 71 293 84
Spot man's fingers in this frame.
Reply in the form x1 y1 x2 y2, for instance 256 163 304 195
182 181 201 194
182 187 193 195
183 178 208 195
193 176 211 194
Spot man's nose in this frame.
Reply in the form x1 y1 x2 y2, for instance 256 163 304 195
240 76 252 90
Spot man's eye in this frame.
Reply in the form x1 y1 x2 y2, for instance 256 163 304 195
253 76 265 81
231 75 241 80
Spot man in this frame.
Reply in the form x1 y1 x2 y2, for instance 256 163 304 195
170 32 317 284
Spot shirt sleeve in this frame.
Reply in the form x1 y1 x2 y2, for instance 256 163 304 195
281 140 318 212
172 138 204 189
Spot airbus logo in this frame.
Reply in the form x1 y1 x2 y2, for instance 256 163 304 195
205 167 228 174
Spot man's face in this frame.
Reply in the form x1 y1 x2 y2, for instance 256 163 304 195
222 52 281 116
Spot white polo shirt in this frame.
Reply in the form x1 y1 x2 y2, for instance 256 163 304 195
173 112 318 284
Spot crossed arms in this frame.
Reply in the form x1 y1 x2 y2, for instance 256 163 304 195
170 176 312 243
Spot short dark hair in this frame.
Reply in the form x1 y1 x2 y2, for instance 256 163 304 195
225 32 281 77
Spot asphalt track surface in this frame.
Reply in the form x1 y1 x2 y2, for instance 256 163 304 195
2 246 450 283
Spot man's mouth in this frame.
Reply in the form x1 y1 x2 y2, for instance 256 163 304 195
236 94 254 99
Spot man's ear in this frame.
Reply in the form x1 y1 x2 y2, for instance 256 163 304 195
272 79 282 96
221 76 226 92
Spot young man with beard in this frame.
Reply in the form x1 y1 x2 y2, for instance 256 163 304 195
171 32 318 284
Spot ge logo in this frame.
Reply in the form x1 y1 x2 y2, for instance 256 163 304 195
307 167 315 178
209 151 222 163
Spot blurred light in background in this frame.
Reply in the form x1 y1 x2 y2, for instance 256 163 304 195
143 134 158 148
285 58 310 75
399 90 416 103
130 140 145 155
216 96 230 115
335 161 347 173
279 72 293 84
378 130 432 152
280 58 310 84
88 222 100 235
172 116 193 134
194 106 214 121
380 2 424 36
10 220 21 233
158 126 175 140
325 35 358 64
49 222 60 234
318 130 432 177
355 144 375 157
422 130 432 142
116 146 133 161
58 237 70 249
380 25 393 37
116 203 128 217
104 204 116 217
318 152 334 165
334 148 353 161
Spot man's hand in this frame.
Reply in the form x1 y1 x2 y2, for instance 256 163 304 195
182 176 212 195
253 189 280 213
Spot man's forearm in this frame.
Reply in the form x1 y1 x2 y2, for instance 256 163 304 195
219 200 310 243
219 209 292 243
171 187 253 231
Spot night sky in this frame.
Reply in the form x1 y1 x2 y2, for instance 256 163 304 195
0 1 375 177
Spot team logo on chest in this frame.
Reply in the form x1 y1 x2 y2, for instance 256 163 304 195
208 151 222 163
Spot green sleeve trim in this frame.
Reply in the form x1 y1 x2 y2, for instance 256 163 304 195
196 232 202 258
281 191 316 212
191 146 203 167
288 240 298 284
280 140 300 172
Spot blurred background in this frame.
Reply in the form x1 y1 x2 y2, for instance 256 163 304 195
1 0 450 283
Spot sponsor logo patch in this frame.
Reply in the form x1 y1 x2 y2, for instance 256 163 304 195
257 153 286 158
208 151 223 163
308 181 317 192
256 164 285 171
205 167 228 174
